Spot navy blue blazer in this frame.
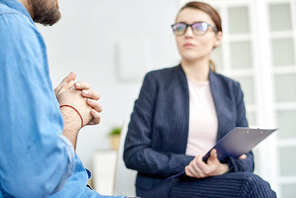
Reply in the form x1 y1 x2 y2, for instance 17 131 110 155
123 65 254 196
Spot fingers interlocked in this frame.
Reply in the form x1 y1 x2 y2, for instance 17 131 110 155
55 72 102 126
74 81 102 125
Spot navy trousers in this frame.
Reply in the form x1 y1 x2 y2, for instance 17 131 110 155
169 172 276 198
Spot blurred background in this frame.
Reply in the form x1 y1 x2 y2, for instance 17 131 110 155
38 0 296 197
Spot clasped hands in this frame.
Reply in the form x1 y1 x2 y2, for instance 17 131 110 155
185 149 247 178
55 72 102 132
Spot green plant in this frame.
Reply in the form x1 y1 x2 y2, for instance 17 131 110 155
109 127 122 136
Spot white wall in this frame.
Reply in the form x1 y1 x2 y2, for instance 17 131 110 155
36 1 296 196
38 0 180 170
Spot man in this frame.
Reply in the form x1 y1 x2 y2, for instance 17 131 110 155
0 0 126 197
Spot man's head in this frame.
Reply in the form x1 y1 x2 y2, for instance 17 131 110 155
29 0 61 26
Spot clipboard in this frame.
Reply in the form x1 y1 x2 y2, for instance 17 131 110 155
202 127 277 163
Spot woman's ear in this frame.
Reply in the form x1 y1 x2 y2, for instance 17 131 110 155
214 31 223 48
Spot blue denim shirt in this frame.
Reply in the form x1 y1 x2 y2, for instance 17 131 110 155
0 0 125 197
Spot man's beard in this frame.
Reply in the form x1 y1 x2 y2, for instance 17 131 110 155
30 0 61 26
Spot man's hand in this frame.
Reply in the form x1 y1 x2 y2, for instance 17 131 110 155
74 81 102 125
55 72 102 148
55 72 102 127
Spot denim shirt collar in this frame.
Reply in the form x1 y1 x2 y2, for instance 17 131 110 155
0 0 34 23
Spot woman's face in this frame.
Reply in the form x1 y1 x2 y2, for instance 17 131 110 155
175 8 222 62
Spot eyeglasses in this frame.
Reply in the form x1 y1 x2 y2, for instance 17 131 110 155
171 22 218 36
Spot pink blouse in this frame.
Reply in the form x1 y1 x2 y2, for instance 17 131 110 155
185 78 218 157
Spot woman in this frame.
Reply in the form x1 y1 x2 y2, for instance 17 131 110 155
123 1 276 198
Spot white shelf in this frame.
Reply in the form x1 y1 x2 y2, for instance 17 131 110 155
93 150 117 195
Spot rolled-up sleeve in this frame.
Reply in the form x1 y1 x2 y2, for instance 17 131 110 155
49 154 126 198
0 13 74 197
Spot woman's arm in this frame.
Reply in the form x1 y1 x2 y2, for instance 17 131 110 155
227 83 255 172
123 72 194 177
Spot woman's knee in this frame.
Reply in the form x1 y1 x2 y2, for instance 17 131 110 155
240 173 276 198
241 173 264 184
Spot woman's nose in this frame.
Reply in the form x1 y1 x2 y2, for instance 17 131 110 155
184 26 194 38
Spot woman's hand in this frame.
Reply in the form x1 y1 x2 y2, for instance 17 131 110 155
185 149 229 178
185 150 248 179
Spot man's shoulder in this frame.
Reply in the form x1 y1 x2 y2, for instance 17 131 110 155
0 2 33 28
0 5 39 44
0 2 18 15
0 3 45 60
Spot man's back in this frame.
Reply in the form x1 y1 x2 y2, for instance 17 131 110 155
0 1 127 197
0 0 75 197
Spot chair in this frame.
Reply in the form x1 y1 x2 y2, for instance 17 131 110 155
113 117 137 197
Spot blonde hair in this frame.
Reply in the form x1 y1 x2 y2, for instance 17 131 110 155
209 59 216 72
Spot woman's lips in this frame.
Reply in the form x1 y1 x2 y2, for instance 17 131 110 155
183 43 195 48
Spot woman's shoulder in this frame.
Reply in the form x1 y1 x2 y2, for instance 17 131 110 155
144 65 179 80
146 65 179 76
212 71 241 90
141 66 181 92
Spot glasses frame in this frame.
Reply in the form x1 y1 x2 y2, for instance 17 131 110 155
171 21 218 36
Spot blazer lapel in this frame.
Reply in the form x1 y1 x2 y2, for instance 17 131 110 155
175 65 190 154
209 71 235 141
174 66 235 153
